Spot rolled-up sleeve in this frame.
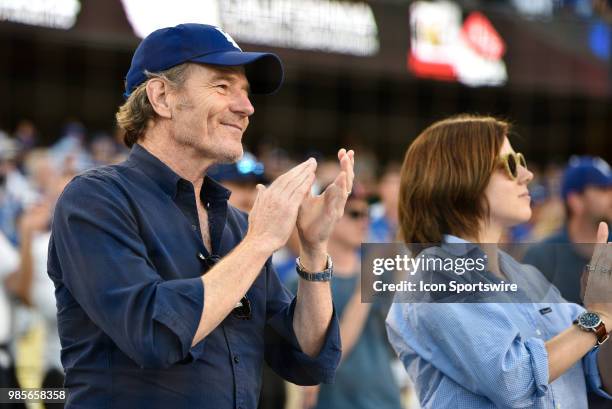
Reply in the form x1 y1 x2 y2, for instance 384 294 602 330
386 303 549 408
583 348 612 399
51 176 204 369
263 261 341 385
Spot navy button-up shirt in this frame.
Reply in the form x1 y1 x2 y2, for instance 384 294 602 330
48 144 341 409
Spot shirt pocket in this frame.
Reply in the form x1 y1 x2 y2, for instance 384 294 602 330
528 304 571 340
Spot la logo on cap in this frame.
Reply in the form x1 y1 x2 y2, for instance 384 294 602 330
214 27 242 51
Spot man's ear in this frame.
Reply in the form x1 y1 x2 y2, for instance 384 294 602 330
567 192 584 217
146 78 173 119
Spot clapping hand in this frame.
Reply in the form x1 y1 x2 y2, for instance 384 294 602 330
247 158 317 254
582 222 612 319
296 149 355 254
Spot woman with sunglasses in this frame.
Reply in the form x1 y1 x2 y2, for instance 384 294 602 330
385 115 612 408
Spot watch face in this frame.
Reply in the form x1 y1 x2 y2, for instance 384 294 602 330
579 312 601 329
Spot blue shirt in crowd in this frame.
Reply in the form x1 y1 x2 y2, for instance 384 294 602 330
367 203 396 243
47 144 341 409
523 225 612 305
386 235 612 409
290 273 402 409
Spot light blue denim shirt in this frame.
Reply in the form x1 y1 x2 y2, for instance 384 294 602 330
386 235 612 409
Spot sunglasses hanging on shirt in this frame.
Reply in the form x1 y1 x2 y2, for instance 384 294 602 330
232 295 252 320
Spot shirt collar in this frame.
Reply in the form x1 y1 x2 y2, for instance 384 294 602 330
201 173 232 201
442 234 483 257
127 144 231 201
443 234 470 244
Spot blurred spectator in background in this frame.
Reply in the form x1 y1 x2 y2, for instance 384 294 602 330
523 156 612 303
13 120 38 153
208 152 267 212
89 133 124 167
0 229 25 409
368 163 401 243
0 133 38 245
295 183 402 409
24 149 62 197
523 156 612 409
49 122 93 175
349 145 378 197
258 145 297 181
6 166 73 409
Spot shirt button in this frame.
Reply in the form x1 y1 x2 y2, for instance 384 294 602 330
206 202 211 208
233 355 239 364
198 253 205 260
191 224 197 231
536 329 542 336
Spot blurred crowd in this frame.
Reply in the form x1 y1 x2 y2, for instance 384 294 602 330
0 118 610 409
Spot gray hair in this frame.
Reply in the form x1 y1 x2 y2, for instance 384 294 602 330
115 63 192 147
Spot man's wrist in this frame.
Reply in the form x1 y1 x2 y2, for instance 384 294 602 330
595 311 612 330
241 234 275 262
585 307 612 327
575 310 612 347
298 246 328 272
296 254 333 282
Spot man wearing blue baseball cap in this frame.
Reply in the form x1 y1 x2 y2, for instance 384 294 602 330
524 156 611 408
48 24 354 408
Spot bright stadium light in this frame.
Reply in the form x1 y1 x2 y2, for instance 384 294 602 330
0 0 80 29
120 0 379 57
120 0 221 38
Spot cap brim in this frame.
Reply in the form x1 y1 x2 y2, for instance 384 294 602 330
190 51 284 95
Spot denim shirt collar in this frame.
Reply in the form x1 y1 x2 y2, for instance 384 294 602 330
127 144 231 201
442 234 519 284
442 234 470 244
441 234 485 258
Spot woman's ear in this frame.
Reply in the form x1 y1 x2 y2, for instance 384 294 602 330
146 78 173 119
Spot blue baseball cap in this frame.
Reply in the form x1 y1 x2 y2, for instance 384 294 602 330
208 152 267 184
561 156 612 200
124 23 284 98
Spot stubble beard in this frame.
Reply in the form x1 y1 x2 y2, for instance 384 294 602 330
178 130 244 165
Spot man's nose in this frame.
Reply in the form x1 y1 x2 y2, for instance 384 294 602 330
233 91 255 117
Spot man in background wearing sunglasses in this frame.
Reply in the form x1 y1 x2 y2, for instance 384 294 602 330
298 184 403 409
47 24 351 409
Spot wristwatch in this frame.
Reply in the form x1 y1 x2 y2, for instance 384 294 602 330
296 254 333 282
574 311 610 347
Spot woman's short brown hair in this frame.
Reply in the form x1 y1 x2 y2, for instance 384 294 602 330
398 114 509 244
115 64 191 147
